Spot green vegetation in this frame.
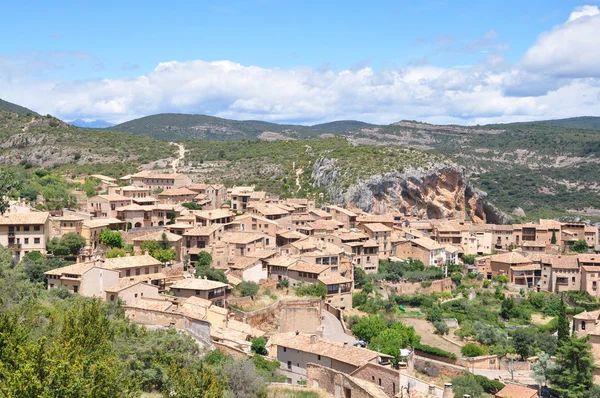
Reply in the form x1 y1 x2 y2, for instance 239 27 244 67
47 232 87 256
552 336 595 398
251 337 268 356
183 138 443 201
100 229 124 248
195 266 228 284
571 240 590 253
461 343 488 357
295 283 327 299
238 281 260 297
452 372 505 397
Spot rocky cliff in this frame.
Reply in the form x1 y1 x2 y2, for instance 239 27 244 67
311 157 510 223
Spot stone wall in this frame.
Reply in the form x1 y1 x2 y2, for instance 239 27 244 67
350 363 401 397
306 363 388 398
414 357 463 378
228 298 322 331
386 277 453 295
124 306 211 346
280 306 321 334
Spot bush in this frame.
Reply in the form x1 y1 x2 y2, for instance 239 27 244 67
106 247 127 258
461 343 488 357
276 278 289 289
462 254 476 265
100 229 123 248
238 281 259 298
426 305 443 323
433 320 449 335
483 280 491 288
353 292 368 308
414 343 457 360
296 283 327 299
414 361 440 378
451 272 463 286
473 374 505 394
251 337 268 355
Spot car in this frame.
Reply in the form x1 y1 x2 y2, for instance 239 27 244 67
353 340 367 348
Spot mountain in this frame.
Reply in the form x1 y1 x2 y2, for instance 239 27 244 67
110 113 380 140
0 98 40 116
0 110 175 177
539 116 600 131
69 119 115 128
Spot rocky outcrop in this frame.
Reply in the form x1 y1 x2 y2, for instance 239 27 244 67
311 157 510 223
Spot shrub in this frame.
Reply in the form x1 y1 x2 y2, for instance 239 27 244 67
414 361 440 378
461 343 488 357
426 305 443 323
238 281 260 298
251 337 268 355
483 280 491 288
353 292 368 308
296 283 327 299
414 343 457 360
276 278 289 289
433 320 449 335
473 375 505 394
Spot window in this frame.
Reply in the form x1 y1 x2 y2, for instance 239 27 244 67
34 225 40 231
34 238 40 244
283 347 287 352
582 321 586 330
195 290 201 295
73 285 79 293
24 238 29 244
572 277 576 283
287 361 292 370
126 270 131 277
378 378 381 386
134 294 138 298
23 226 30 231
110 295 115 301
317 355 321 360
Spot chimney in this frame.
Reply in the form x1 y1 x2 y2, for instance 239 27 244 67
126 252 131 257
343 341 348 347
442 383 453 398
144 250 149 256
428 385 436 395
310 335 319 343
295 330 300 335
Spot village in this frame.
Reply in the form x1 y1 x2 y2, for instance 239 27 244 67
2 169 600 398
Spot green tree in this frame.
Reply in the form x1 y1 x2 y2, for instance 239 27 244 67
361 280 374 294
351 315 387 342
251 337 268 356
195 267 228 283
0 169 19 214
452 372 485 398
140 240 160 256
532 352 556 391
154 248 176 264
551 230 557 245
106 247 127 258
100 229 123 248
370 322 420 363
295 283 327 299
354 267 367 288
166 361 224 398
462 254 476 265
571 240 589 253
196 251 213 267
551 336 594 398
557 295 570 346
160 232 170 249
512 328 535 360
238 281 260 298
461 343 488 357
168 209 176 225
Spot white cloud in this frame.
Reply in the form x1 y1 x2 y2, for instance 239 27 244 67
521 5 600 78
2 6 600 126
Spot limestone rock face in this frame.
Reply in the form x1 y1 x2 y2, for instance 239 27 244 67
311 157 510 223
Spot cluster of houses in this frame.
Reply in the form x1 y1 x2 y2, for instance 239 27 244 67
1 170 599 397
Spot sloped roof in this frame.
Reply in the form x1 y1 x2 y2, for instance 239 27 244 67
102 254 162 270
45 261 96 276
268 333 390 367
495 383 537 398
170 278 228 291
0 212 49 225
488 251 531 264
132 230 182 242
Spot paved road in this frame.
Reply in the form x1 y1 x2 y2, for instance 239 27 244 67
321 310 357 345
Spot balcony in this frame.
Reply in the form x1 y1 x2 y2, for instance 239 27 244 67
208 290 225 299
7 243 21 250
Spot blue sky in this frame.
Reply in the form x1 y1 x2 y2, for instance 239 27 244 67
1 1 600 124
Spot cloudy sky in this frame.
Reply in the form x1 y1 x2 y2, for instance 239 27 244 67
1 0 599 125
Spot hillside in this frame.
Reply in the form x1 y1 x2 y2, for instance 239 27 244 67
0 98 40 116
69 119 115 128
540 116 600 131
110 113 380 140
0 110 175 177
111 112 600 220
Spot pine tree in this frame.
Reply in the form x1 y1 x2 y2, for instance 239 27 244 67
557 294 570 346
169 208 176 225
551 229 557 245
551 336 594 398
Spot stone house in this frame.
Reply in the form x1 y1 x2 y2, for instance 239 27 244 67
0 212 51 260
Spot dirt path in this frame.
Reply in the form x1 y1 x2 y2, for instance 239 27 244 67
399 318 463 356
170 142 185 172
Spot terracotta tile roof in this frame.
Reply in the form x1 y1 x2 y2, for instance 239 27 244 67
411 237 444 251
222 232 266 244
102 254 162 270
277 229 306 240
318 275 353 285
132 230 182 242
306 220 343 230
578 254 600 264
488 251 531 264
269 333 390 367
45 261 96 276
245 249 277 259
266 256 299 268
94 194 130 202
248 203 290 216
116 203 146 211
229 256 261 270
170 278 228 291
54 214 85 221
540 254 579 269
357 214 394 223
193 209 233 220
183 225 222 236
326 205 357 217
82 217 125 228
495 383 537 398
362 222 392 233
573 309 600 320
0 212 49 225
157 188 197 197
309 209 331 218
235 214 279 225
105 279 160 293
288 261 329 274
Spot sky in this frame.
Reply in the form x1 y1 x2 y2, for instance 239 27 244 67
1 0 600 125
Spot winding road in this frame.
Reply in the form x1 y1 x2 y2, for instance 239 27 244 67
322 311 357 345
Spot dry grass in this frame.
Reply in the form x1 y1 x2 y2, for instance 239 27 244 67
268 385 327 398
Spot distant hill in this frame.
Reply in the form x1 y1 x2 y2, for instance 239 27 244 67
109 113 380 140
0 98 40 116
539 116 600 131
69 119 115 128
